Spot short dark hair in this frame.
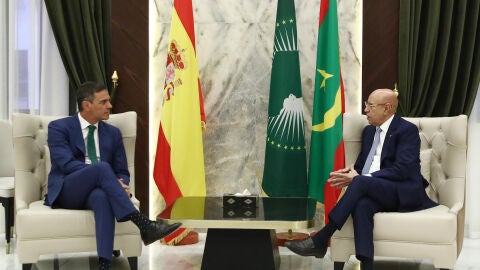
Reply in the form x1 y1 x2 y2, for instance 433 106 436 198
76 81 107 111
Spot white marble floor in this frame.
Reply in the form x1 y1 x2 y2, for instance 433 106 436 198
1 232 479 270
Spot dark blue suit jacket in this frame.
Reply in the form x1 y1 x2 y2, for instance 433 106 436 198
353 114 436 211
45 113 130 206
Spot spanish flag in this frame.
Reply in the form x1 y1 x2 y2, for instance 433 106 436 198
153 0 206 245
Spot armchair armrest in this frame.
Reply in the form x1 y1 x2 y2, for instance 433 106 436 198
16 199 29 212
448 202 463 215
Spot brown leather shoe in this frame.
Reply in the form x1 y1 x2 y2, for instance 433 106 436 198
285 237 327 258
141 221 181 245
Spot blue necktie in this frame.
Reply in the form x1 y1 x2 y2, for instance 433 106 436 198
87 125 98 164
362 127 382 175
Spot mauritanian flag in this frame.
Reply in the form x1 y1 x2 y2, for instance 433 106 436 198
262 0 308 197
308 0 345 223
153 0 206 244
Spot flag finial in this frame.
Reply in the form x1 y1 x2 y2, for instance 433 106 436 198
393 83 399 97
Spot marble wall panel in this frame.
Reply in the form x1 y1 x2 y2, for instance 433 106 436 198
150 0 361 214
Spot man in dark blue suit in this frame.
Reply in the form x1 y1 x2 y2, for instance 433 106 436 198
45 81 181 270
286 89 437 270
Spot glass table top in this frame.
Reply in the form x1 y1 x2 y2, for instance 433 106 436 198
157 196 317 230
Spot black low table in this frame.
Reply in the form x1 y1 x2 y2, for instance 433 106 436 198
157 196 316 270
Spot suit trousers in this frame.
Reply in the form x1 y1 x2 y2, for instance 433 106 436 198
54 162 137 259
328 176 400 259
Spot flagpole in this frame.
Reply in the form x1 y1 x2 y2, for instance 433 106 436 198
276 229 309 247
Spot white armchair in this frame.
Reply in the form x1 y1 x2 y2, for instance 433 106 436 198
331 113 467 270
0 119 14 254
12 112 142 270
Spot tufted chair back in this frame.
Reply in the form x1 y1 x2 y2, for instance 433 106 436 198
12 114 59 212
403 116 467 208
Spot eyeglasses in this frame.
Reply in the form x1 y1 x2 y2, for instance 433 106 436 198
364 101 386 109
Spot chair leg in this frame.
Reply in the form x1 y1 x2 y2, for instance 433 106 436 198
1 197 13 254
22 263 32 270
9 196 14 233
128 256 138 270
334 261 345 270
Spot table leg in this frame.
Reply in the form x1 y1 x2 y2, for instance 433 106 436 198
201 228 280 270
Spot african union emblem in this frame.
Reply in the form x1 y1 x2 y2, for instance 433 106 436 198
262 0 307 197
266 94 306 151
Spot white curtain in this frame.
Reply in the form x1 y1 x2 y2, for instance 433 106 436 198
0 2 7 119
466 86 480 239
0 0 68 120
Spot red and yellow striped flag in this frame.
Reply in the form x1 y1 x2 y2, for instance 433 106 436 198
153 0 206 245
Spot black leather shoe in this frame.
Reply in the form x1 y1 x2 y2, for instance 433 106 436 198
141 221 181 245
285 237 327 258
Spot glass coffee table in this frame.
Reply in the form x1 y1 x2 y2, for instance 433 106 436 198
157 196 316 270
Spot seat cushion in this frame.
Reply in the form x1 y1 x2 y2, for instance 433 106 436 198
334 205 456 244
16 201 140 240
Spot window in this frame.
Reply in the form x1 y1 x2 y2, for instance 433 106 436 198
0 0 68 119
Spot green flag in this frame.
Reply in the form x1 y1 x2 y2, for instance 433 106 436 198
308 0 345 222
262 0 307 197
